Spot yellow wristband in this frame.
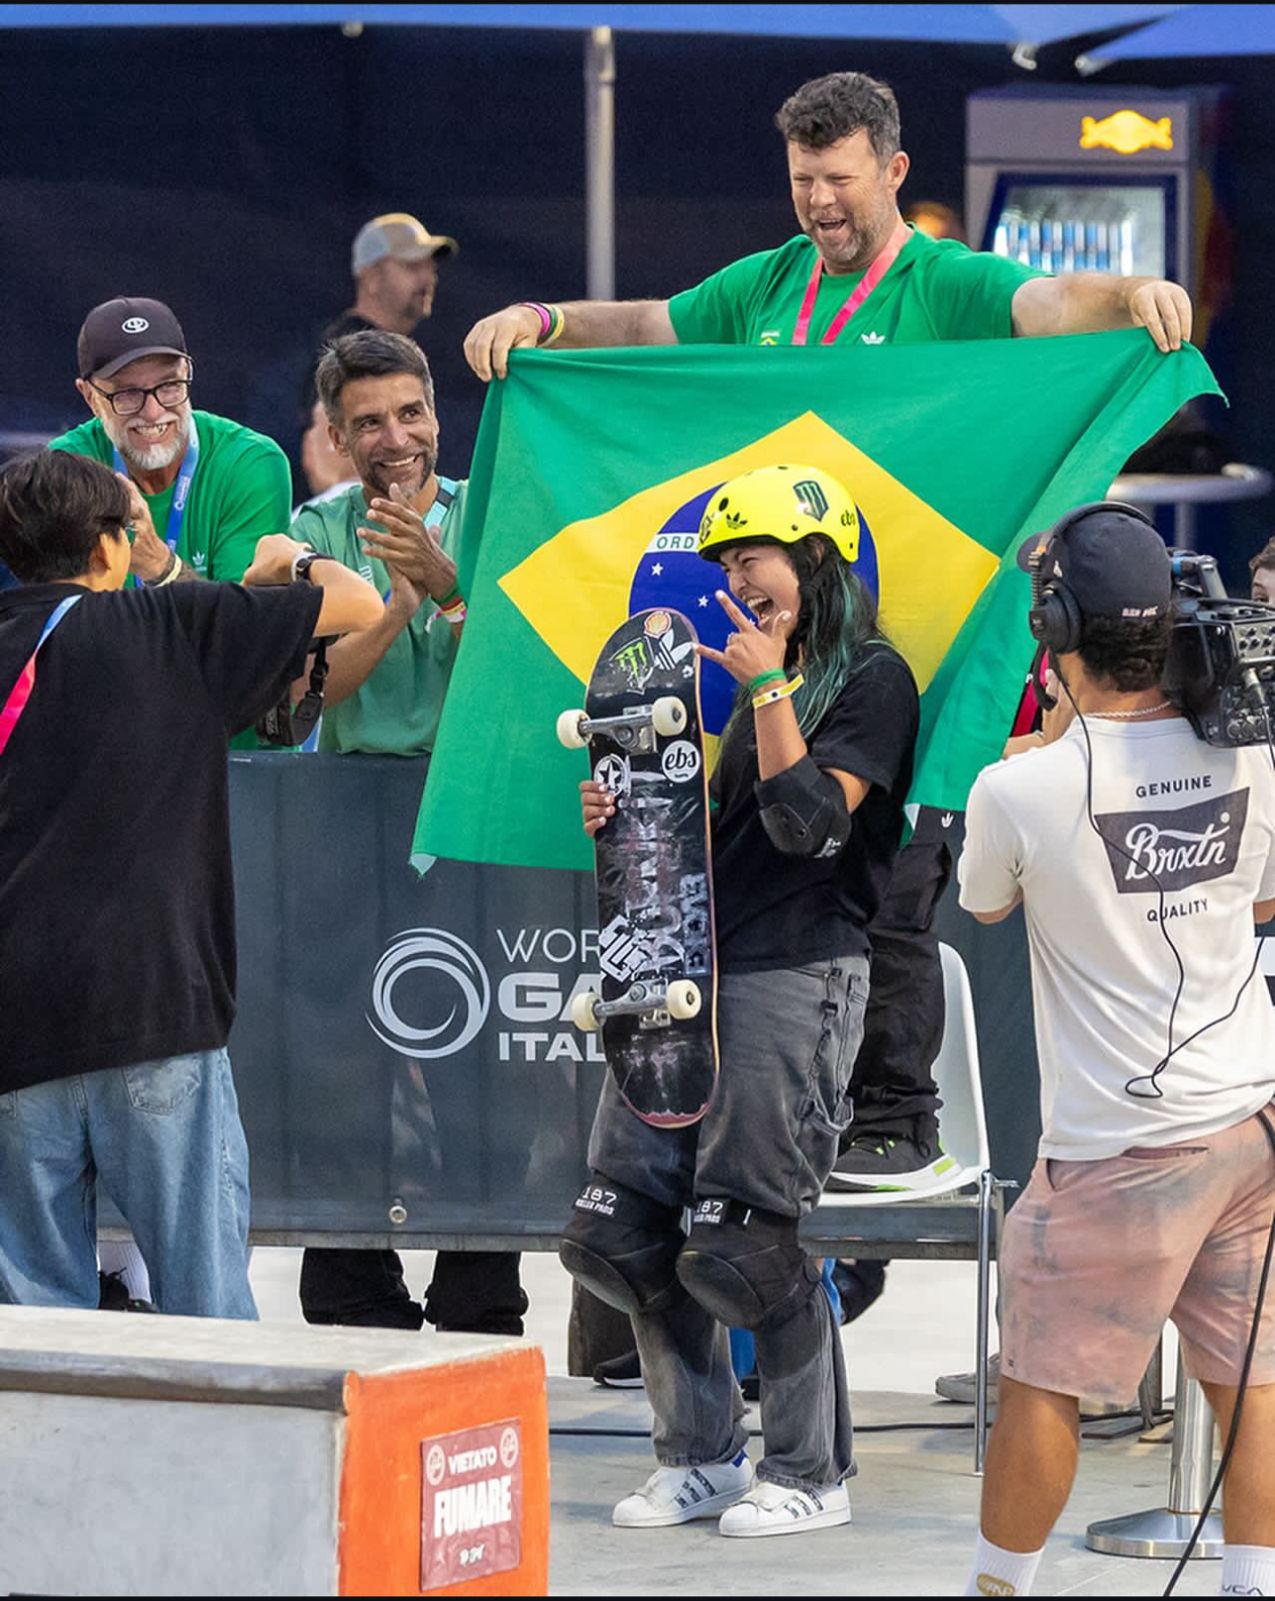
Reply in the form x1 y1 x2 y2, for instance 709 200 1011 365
543 304 566 346
751 671 803 710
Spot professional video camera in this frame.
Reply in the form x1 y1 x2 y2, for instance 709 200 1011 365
1165 551 1275 748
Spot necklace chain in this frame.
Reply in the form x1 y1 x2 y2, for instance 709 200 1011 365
1087 700 1175 721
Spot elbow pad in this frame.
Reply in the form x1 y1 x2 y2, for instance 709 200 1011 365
755 757 852 859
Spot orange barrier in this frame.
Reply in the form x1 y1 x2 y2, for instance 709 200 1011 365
341 1346 549 1596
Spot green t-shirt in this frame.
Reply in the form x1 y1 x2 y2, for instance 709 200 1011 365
49 410 292 583
290 476 469 757
667 227 1042 348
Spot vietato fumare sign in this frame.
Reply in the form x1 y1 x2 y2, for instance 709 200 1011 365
420 1418 523 1589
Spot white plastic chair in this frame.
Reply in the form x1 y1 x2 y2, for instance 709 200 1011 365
808 941 1001 1471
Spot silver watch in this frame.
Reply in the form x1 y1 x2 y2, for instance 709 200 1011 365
290 547 328 584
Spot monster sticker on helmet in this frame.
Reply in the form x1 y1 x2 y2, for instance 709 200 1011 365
697 463 861 565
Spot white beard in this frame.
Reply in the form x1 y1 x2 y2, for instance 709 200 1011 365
110 411 192 474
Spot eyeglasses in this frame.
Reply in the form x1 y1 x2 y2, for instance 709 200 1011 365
88 376 192 418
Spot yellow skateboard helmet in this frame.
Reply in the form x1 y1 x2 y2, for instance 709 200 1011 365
698 464 860 565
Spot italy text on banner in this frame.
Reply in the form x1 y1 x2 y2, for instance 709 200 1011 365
416 331 1219 872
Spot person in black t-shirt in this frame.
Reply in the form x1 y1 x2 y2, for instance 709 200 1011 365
562 463 918 1539
0 450 381 1317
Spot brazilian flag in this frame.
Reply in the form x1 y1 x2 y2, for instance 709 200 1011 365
414 332 1218 872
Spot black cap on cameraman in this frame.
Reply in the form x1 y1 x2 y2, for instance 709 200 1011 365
1017 502 1172 622
77 297 188 379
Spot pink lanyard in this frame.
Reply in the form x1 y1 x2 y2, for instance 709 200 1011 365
0 594 81 758
791 220 910 347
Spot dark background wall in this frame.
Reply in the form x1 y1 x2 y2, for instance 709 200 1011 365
0 24 1270 573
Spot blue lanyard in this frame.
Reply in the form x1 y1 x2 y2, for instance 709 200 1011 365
113 418 200 554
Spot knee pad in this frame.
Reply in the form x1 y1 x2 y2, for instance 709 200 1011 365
676 1199 821 1332
559 1175 684 1317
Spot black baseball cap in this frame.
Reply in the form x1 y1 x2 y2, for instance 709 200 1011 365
1016 501 1172 621
77 297 188 379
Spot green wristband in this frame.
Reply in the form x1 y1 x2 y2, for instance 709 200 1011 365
437 585 462 608
747 669 787 697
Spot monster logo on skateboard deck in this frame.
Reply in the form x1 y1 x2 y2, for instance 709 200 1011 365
557 609 718 1126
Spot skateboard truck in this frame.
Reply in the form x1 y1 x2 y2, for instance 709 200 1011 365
571 979 702 1032
556 696 687 755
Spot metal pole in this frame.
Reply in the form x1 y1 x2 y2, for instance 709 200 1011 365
584 25 616 301
973 1169 993 1476
1085 1351 1223 1559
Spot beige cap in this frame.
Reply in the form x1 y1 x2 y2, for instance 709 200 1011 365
352 213 458 274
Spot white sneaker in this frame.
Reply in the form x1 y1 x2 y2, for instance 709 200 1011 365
612 1449 754 1528
718 1478 851 1538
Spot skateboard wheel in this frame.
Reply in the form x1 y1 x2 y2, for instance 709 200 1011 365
557 708 588 749
651 696 687 737
571 990 601 1031
666 980 702 1020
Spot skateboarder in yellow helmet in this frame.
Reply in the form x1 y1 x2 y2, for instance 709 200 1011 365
567 456 919 1537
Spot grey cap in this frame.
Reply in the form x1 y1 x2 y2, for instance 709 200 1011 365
352 213 458 275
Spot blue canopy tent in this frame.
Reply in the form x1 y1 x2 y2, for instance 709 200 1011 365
1086 3 1275 62
3 4 1180 293
0 5 1181 42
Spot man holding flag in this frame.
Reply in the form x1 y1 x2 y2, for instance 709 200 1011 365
463 68 1193 1192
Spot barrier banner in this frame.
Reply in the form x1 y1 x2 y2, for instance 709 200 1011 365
215 756 1043 1242
228 752 602 1239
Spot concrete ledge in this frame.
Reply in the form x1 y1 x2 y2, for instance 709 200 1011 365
0 1307 549 1596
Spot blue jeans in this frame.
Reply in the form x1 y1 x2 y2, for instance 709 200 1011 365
0 1049 256 1319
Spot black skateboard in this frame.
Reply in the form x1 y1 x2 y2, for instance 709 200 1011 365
557 608 718 1126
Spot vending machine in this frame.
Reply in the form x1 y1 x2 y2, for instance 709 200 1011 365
966 85 1230 349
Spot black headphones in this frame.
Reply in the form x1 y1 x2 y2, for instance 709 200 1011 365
1026 499 1156 656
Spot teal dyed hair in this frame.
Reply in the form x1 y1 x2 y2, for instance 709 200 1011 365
785 534 884 733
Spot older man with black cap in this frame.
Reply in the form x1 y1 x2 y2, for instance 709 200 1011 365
51 296 292 590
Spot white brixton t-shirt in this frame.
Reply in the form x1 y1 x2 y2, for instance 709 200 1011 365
959 715 1275 1160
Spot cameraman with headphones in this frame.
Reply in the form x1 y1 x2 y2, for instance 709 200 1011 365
957 504 1275 1599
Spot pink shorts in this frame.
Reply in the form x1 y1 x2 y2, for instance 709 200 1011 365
1000 1104 1275 1403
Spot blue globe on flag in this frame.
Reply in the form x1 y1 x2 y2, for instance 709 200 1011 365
627 484 879 737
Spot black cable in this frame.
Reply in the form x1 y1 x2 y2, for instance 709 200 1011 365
1162 1183 1275 1596
1055 669 1184 1097
549 1410 1149 1440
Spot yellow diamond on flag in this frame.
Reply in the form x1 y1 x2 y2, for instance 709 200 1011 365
499 410 999 696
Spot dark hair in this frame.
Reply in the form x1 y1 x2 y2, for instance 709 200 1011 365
774 72 901 160
721 533 882 739
1249 536 1275 577
315 329 435 421
1078 614 1172 692
785 535 883 729
0 450 129 583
